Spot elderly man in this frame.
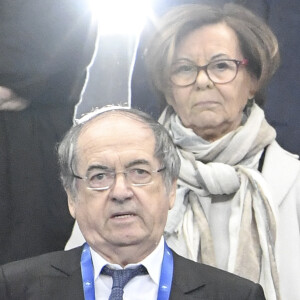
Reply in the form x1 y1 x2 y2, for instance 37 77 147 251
0 107 266 299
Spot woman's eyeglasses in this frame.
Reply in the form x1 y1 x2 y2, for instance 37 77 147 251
170 58 248 86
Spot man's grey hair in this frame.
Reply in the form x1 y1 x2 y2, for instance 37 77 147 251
57 106 180 199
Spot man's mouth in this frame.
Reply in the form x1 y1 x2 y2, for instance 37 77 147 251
111 213 136 219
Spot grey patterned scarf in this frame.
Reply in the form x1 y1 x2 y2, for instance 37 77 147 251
160 103 280 300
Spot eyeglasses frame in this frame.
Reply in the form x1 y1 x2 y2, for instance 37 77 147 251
170 58 249 87
72 166 166 191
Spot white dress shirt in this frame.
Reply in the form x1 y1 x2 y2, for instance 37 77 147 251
90 237 165 300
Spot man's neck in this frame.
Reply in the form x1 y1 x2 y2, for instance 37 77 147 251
90 239 162 268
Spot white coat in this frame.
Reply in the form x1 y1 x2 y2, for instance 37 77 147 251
262 141 300 300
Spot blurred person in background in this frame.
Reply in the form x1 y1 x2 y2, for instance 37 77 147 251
0 0 97 264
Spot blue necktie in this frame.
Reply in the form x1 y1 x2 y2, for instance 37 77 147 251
101 265 148 300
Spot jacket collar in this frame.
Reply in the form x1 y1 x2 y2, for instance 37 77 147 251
49 246 208 298
47 247 84 299
50 246 83 276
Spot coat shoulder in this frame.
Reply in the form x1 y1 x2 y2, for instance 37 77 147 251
0 247 83 300
0 247 82 282
172 251 265 299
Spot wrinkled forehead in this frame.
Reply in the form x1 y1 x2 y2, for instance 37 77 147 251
176 22 240 52
76 114 157 169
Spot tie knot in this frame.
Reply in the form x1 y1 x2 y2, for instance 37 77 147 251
101 265 148 290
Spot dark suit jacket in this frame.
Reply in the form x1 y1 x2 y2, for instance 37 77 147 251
0 246 265 299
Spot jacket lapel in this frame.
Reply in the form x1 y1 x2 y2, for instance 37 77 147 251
170 251 206 299
41 247 84 300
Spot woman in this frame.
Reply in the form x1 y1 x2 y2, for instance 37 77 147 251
144 3 300 300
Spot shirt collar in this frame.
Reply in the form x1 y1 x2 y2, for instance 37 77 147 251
90 237 164 285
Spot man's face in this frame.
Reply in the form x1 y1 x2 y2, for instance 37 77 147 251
67 113 176 262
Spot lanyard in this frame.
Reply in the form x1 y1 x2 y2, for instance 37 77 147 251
157 241 173 300
81 243 96 300
81 241 173 300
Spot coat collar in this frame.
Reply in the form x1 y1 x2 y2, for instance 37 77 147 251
47 247 84 299
263 141 300 206
50 246 207 298
49 246 83 276
49 246 206 299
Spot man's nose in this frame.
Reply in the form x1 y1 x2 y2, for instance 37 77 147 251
110 173 134 202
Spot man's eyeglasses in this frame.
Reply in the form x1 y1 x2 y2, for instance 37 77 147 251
73 166 166 191
170 58 248 86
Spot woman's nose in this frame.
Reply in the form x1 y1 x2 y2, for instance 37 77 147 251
194 69 213 89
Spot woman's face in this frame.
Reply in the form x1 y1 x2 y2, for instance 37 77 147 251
167 22 257 142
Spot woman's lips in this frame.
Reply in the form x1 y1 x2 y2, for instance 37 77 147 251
194 100 220 108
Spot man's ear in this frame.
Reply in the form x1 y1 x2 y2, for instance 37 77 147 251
168 181 177 210
66 190 76 219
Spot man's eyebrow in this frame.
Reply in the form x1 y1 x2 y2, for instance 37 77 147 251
85 160 151 172
86 164 110 173
125 159 151 168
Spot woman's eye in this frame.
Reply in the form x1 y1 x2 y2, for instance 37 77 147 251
211 61 235 72
173 64 194 73
214 62 230 70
